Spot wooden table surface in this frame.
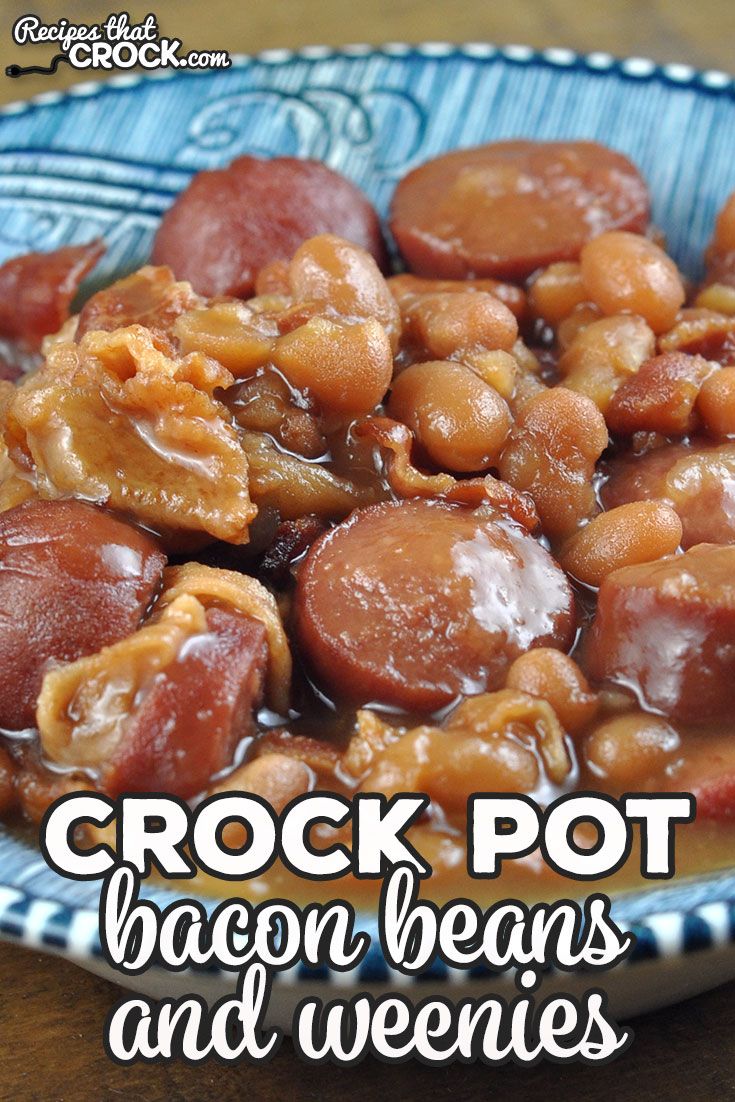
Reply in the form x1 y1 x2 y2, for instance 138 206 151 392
1 1 734 1097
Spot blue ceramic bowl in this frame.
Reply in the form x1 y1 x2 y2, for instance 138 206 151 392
1 43 735 1021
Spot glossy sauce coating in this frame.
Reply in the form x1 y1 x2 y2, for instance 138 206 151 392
390 140 649 280
579 231 685 334
294 498 576 711
606 352 715 437
76 265 201 349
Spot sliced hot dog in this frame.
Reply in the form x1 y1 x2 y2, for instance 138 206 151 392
586 544 735 724
152 156 387 298
670 733 735 821
103 606 267 799
602 440 735 547
390 140 649 281
294 498 575 712
0 240 104 350
0 499 165 730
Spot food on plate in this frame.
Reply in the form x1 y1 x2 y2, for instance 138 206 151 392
1 140 735 899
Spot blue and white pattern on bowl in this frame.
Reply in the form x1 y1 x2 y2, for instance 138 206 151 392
0 43 734 1017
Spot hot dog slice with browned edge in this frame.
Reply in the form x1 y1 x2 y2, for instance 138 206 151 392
152 156 387 298
586 544 735 724
0 240 103 350
0 499 165 731
294 498 575 712
602 441 735 548
103 606 267 799
390 140 649 281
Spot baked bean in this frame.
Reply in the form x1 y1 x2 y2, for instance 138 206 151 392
174 300 280 376
694 283 735 316
255 259 291 296
528 262 588 326
388 273 527 321
287 235 401 352
215 753 312 846
0 499 165 731
404 291 518 359
499 387 608 540
212 755 313 848
272 316 392 417
584 713 680 788
390 140 649 280
602 440 735 547
463 349 519 400
559 501 682 587
505 649 598 734
510 339 543 377
705 190 735 288
295 498 575 711
558 315 656 413
580 231 685 334
586 543 735 723
556 304 602 352
606 352 716 437
697 367 735 438
506 352 547 416
387 360 512 472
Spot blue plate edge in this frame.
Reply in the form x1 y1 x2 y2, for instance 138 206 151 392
0 41 732 122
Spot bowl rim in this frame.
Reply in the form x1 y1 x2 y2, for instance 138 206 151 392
0 40 732 121
0 41 734 982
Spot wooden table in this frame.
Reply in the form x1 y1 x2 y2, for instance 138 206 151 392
1 943 734 1100
1 0 735 102
1 1 734 1097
